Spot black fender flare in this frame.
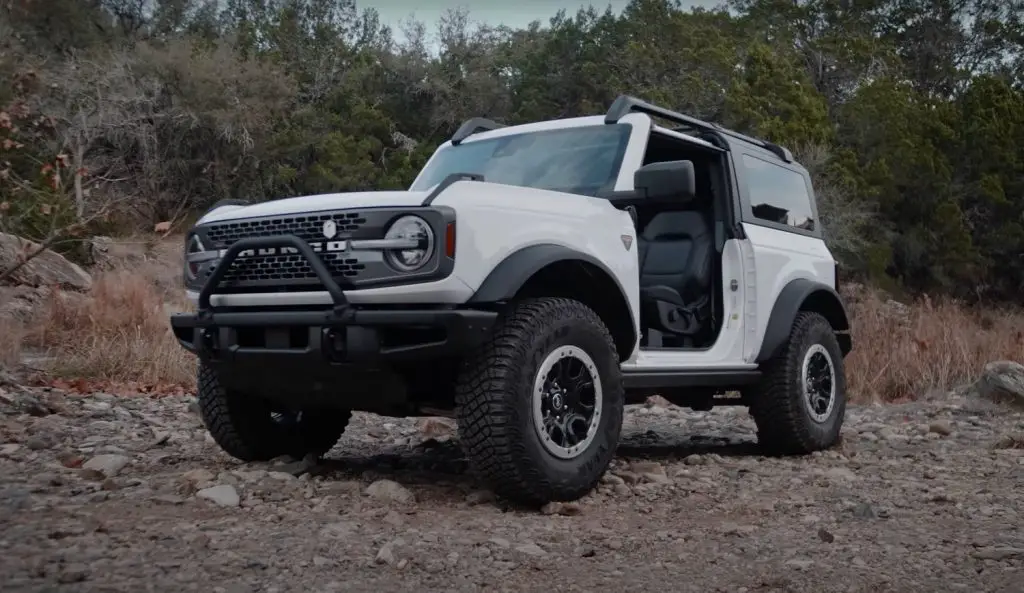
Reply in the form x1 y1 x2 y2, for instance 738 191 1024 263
467 243 637 343
756 278 851 362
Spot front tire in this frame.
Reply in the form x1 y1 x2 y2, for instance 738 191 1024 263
454 297 624 505
197 363 350 462
749 311 846 454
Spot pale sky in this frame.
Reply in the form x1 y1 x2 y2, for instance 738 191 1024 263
371 0 728 44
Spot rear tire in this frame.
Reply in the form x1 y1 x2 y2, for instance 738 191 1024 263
454 297 625 506
749 311 846 454
197 363 350 462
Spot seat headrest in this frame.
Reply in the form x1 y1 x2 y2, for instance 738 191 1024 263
642 211 709 241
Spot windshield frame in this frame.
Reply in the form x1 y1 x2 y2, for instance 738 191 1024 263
410 115 651 197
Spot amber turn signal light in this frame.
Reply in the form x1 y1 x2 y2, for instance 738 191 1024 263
445 222 456 258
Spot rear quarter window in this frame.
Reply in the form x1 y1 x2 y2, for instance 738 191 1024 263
741 154 816 232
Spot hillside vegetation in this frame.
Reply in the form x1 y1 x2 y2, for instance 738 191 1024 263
1 0 1023 397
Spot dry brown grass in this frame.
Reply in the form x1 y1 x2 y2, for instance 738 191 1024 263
845 290 1024 402
1 237 1023 400
21 270 194 387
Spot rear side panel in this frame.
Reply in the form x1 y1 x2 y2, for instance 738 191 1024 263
727 143 838 363
739 224 836 361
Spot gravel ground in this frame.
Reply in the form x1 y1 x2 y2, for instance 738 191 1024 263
1 385 1022 593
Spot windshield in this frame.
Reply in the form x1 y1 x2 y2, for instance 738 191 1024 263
410 124 631 197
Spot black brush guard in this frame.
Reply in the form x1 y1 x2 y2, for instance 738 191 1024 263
169 234 496 364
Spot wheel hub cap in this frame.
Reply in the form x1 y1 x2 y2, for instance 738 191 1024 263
532 345 603 460
802 344 836 423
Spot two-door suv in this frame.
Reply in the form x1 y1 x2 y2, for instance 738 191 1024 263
170 95 852 505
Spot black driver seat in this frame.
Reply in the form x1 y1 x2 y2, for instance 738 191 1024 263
636 210 714 346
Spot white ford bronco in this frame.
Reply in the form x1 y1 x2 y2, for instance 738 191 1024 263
170 95 852 505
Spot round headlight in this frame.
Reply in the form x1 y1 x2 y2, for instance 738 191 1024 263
184 234 220 284
384 215 434 272
185 234 207 281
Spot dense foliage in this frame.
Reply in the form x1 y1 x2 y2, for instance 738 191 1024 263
2 0 1024 301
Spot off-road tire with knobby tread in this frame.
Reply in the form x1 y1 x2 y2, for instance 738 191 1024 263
748 311 846 454
454 297 625 506
197 362 350 462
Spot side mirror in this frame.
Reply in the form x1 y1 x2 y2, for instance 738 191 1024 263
633 160 695 201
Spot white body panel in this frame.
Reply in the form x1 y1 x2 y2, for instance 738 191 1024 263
739 223 837 362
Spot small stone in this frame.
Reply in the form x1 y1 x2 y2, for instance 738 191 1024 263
26 436 52 450
320 522 356 538
364 479 415 504
825 467 858 482
684 454 704 466
383 510 405 526
817 528 835 543
852 502 877 519
515 542 546 557
196 485 240 507
630 461 672 484
465 490 495 505
928 421 953 436
57 564 89 584
489 537 512 549
56 451 84 468
445 551 460 568
81 454 131 478
541 501 583 516
417 417 456 440
272 454 318 477
182 469 216 484
375 545 396 565
601 473 624 485
720 523 756 536
614 471 641 485
79 468 106 481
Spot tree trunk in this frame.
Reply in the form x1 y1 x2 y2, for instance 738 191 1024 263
73 141 85 221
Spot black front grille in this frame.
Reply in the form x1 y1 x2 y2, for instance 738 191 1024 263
200 210 373 290
205 252 366 285
204 211 368 249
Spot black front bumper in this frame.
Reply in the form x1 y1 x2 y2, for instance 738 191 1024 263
172 233 496 364
169 306 497 364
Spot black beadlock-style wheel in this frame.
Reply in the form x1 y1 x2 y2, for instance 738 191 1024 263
454 297 625 505
197 363 350 462
749 311 847 454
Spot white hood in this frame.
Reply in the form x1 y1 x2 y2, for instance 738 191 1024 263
198 189 431 224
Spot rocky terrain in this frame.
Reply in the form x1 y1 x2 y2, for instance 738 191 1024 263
1 378 1022 593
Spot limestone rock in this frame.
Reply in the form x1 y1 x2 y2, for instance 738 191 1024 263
0 232 92 291
972 361 1024 410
